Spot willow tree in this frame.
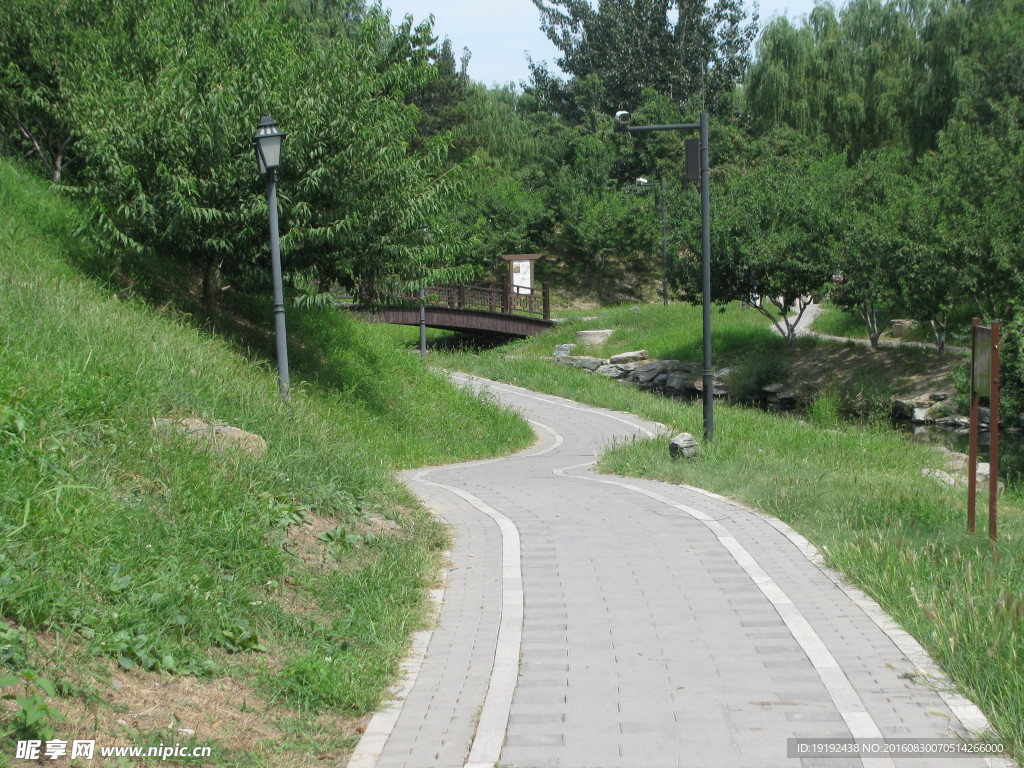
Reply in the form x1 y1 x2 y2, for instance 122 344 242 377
531 0 757 114
746 0 961 158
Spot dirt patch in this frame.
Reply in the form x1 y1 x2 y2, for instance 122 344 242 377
784 342 959 400
282 513 346 572
1 660 362 766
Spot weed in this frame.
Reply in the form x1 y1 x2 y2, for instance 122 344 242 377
0 670 65 742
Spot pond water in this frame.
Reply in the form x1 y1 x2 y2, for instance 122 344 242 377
900 424 1024 487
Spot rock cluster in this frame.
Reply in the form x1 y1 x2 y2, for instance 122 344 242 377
891 392 956 426
922 447 1004 492
557 351 732 398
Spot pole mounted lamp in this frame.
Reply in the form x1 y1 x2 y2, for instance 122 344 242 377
617 110 714 441
253 113 291 402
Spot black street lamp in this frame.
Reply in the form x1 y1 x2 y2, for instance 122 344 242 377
636 175 669 307
617 111 714 441
252 113 291 402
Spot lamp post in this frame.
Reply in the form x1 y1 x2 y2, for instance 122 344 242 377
617 111 713 441
636 175 669 306
253 113 291 402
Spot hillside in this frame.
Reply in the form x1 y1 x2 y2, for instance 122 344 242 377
0 159 532 766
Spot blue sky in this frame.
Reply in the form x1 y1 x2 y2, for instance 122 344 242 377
381 0 827 88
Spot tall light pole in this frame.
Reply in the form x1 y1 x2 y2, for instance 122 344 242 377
617 110 713 441
636 175 669 306
252 113 291 402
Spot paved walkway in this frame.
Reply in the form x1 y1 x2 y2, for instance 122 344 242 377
348 375 1008 768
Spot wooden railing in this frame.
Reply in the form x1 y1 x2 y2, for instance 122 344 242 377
346 280 551 321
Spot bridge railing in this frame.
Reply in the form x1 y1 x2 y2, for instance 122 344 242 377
346 280 551 321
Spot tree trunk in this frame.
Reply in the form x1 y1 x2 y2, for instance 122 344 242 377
931 317 947 354
201 258 222 319
861 305 882 348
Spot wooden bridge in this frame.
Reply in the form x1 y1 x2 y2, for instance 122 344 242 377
346 281 555 338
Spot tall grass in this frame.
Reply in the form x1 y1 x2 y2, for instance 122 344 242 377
429 308 1024 762
0 159 532 763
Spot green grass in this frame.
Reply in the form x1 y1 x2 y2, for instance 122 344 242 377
405 301 786 365
0 159 533 765
424 307 1024 763
810 304 873 338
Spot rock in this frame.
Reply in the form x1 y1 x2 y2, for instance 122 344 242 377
595 364 630 379
978 407 990 426
634 360 670 386
936 415 971 429
911 407 934 424
154 417 267 457
890 319 915 338
609 350 649 364
923 468 959 486
891 398 915 419
669 433 699 460
629 305 642 314
576 329 615 347
929 391 950 402
554 343 576 357
664 372 699 395
555 355 607 371
693 378 728 397
764 383 800 408
633 360 700 387
940 449 969 473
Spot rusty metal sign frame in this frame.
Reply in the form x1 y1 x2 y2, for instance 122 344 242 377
968 318 1000 541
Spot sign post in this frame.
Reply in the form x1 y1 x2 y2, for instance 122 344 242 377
502 254 542 295
968 318 1000 540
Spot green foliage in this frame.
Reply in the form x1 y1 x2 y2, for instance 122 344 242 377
746 0 961 157
702 141 840 340
531 0 757 116
0 670 64 742
725 347 790 402
1 0 478 317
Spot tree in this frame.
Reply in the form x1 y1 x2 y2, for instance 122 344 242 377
531 0 756 115
921 102 1024 324
827 148 912 346
746 0 956 158
0 0 100 181
693 138 839 342
60 0 474 316
281 11 477 299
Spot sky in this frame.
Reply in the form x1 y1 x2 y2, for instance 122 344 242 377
381 0 826 88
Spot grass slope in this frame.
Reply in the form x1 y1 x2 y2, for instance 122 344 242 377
426 305 1024 762
0 159 532 765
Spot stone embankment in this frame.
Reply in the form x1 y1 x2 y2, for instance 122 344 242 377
553 343 985 427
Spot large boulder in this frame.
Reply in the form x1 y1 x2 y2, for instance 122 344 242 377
664 372 700 396
576 329 615 347
154 417 267 457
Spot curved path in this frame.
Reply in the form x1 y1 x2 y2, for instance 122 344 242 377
348 375 1007 768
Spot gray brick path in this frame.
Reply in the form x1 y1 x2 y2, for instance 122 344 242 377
350 375 1007 768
